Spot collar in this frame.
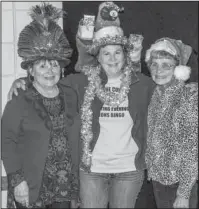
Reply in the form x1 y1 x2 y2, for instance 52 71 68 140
100 66 140 86
130 71 140 85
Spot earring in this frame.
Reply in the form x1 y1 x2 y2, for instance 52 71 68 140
62 68 65 78
28 73 33 82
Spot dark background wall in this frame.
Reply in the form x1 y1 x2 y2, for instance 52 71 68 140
63 1 198 82
62 2 198 208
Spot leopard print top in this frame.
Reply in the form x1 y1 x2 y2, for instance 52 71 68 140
145 79 198 199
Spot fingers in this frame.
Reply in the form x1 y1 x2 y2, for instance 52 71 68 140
7 79 26 101
173 198 189 208
22 84 26 91
14 181 29 195
16 81 22 88
14 88 19 97
7 89 14 101
14 79 26 95
186 83 198 93
21 79 26 85
15 194 29 207
19 79 26 90
14 181 29 207
7 85 18 102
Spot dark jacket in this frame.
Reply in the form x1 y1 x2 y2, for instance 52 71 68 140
60 69 156 171
1 83 80 205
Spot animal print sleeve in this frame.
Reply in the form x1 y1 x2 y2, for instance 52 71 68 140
177 86 198 199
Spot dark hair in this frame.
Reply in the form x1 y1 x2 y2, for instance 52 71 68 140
26 58 62 82
27 70 34 83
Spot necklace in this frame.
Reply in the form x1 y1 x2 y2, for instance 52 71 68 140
33 82 59 98
80 64 132 170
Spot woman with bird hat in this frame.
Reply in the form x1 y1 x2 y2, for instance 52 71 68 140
1 3 80 208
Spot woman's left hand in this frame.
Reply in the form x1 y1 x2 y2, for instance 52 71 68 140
173 196 189 208
71 199 80 208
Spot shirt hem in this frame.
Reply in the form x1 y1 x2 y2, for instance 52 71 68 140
90 167 137 173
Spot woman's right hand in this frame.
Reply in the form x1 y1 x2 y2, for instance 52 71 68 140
7 79 26 101
14 180 29 207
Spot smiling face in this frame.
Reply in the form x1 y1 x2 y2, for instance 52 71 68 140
97 45 125 79
29 59 61 88
150 57 177 85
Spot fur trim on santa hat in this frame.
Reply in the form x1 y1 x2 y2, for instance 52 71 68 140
174 65 191 81
94 26 123 40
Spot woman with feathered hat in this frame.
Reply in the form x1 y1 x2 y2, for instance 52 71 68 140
7 2 155 208
145 38 198 208
2 3 80 208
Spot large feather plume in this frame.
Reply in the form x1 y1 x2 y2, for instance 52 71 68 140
18 2 72 69
29 2 67 31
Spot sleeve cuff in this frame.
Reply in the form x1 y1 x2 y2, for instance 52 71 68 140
70 192 79 200
70 172 79 200
177 186 191 199
7 168 25 188
70 181 79 200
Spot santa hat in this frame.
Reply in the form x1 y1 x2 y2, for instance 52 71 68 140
145 37 192 81
18 3 73 69
88 1 128 55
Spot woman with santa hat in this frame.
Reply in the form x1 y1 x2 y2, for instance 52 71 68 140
145 37 198 209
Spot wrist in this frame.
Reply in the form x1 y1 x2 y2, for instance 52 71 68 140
176 189 190 199
7 168 25 188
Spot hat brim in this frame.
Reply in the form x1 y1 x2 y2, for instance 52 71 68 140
88 36 128 56
21 58 71 70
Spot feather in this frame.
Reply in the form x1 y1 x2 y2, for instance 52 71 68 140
18 2 72 69
29 2 67 30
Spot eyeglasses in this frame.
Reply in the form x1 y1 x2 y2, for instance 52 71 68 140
150 63 175 72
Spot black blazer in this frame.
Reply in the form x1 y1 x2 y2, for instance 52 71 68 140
1 83 81 204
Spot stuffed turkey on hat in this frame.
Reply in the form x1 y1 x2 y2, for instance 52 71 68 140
88 1 128 56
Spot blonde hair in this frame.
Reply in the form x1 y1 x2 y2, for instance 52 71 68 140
147 50 179 69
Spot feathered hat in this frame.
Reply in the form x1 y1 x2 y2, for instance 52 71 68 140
88 1 128 55
145 37 193 81
18 3 73 70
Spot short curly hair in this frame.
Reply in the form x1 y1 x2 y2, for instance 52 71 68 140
147 50 180 70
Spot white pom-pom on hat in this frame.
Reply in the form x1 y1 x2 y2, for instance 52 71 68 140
145 48 152 62
174 65 191 81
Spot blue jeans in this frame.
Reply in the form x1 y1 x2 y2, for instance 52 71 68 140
152 180 198 208
80 170 144 208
